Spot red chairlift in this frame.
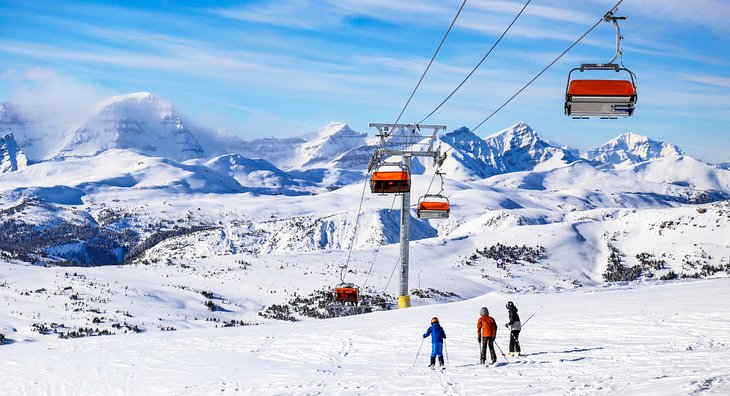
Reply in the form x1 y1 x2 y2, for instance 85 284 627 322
417 195 450 219
334 283 359 304
370 163 410 194
564 12 637 119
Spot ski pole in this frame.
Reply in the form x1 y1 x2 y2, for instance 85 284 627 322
413 337 425 367
494 340 509 363
521 312 536 327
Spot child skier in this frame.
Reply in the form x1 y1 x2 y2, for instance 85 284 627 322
505 301 521 357
477 307 497 365
423 317 447 368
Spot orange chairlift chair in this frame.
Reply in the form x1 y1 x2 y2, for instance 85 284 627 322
564 12 637 119
417 195 450 219
334 283 359 304
370 163 410 194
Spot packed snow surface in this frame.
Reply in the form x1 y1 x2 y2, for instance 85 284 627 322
1 278 729 395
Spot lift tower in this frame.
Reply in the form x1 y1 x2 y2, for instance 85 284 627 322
368 123 447 308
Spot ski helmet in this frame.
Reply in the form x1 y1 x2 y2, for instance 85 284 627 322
431 317 439 323
506 301 514 310
479 307 489 316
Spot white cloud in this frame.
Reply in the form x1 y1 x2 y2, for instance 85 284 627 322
1 67 110 129
681 74 730 89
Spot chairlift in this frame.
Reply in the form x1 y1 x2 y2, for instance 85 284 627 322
417 195 450 219
334 283 359 304
416 171 449 219
370 163 410 194
564 12 637 119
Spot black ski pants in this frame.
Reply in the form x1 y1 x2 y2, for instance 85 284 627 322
509 330 521 353
480 336 496 364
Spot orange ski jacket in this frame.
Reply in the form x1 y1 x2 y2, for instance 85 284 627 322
477 314 497 337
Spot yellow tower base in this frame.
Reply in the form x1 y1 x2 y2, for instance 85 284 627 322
398 295 411 308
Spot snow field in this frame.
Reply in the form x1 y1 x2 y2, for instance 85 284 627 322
1 278 729 395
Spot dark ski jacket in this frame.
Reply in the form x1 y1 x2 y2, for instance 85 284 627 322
423 323 447 343
507 307 521 330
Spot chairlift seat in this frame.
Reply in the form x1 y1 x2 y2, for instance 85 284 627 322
335 285 359 304
371 171 410 194
417 197 450 219
568 79 635 96
566 79 637 118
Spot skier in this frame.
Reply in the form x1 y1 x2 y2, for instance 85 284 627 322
423 317 447 368
477 307 497 365
505 301 521 357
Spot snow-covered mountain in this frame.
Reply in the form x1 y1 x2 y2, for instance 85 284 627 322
233 122 368 170
293 122 368 168
437 122 579 180
584 132 683 168
55 92 205 161
0 133 28 173
204 153 320 195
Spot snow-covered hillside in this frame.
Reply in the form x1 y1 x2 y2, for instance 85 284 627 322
2 270 729 395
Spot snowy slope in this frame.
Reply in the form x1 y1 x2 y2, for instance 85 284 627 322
1 268 728 395
55 92 205 161
0 133 28 173
624 155 730 195
203 153 320 195
585 132 683 168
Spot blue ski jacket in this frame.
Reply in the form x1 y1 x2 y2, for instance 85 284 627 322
423 323 447 343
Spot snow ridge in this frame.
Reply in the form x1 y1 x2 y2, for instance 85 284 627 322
584 132 683 168
438 122 579 180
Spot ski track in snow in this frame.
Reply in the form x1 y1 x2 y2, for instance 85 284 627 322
1 279 730 395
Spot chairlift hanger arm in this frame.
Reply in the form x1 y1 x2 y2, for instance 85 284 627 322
602 8 627 65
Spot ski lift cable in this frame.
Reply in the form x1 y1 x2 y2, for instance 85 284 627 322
386 0 468 136
418 0 533 125
342 1 467 284
339 175 371 283
422 0 626 195
445 0 626 157
383 257 401 294
358 193 398 292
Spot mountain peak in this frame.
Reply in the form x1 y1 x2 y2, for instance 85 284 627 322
586 132 683 167
293 122 367 168
1 132 29 173
97 92 157 108
316 122 355 139
55 92 204 160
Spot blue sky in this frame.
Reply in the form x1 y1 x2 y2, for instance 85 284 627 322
1 0 728 162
